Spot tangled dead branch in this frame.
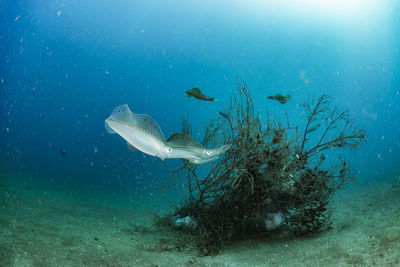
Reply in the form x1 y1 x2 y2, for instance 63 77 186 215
162 80 366 254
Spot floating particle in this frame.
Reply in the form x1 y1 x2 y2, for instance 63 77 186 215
299 70 305 79
57 10 62 16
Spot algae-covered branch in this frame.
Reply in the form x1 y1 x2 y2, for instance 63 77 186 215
166 80 366 254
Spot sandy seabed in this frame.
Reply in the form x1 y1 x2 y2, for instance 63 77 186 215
1 177 399 267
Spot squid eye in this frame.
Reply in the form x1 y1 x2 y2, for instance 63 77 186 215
206 150 212 156
167 147 172 153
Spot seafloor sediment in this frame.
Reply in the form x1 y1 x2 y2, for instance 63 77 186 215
0 177 399 266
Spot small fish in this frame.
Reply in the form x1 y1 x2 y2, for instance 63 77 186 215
266 94 291 104
218 111 229 120
60 149 66 157
185 88 215 101
306 124 321 134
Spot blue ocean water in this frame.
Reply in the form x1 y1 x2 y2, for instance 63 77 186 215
1 0 399 194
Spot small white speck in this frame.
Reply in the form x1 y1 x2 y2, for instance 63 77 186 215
57 10 62 16
15 16 20 22
105 70 109 75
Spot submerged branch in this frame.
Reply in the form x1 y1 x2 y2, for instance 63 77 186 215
163 81 366 254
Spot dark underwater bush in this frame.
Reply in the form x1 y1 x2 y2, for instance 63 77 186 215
164 79 366 255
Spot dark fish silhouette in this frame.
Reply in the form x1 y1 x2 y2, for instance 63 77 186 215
185 88 215 101
266 94 291 104
60 149 66 157
218 111 229 120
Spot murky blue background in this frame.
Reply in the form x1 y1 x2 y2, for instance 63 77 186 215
1 0 399 194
